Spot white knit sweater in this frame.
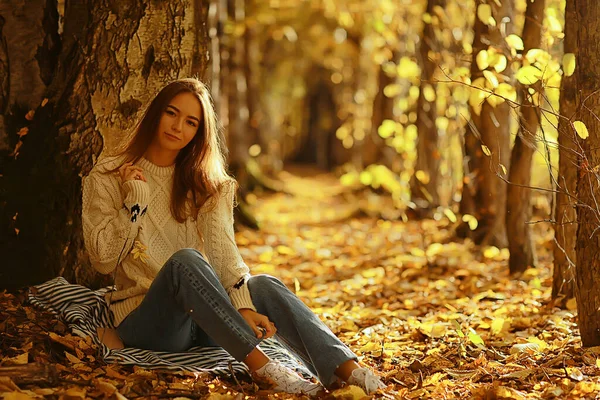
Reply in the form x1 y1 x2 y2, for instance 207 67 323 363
81 156 256 326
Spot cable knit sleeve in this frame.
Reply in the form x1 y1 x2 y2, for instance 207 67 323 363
82 171 150 275
199 181 256 311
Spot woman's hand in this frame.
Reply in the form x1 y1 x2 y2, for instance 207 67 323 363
239 308 277 339
119 162 147 183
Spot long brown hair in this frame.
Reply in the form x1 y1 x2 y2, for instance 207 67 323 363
113 78 233 222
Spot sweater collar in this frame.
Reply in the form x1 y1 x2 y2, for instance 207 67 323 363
137 157 175 177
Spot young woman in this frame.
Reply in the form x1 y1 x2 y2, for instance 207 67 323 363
82 78 385 396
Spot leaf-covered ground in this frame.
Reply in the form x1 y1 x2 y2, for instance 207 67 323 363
1 168 598 399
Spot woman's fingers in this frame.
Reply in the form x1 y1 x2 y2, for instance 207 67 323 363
249 321 264 338
257 317 276 339
119 164 146 182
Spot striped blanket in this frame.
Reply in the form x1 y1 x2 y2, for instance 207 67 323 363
28 277 313 379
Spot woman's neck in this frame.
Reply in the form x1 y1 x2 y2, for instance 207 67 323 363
144 144 178 167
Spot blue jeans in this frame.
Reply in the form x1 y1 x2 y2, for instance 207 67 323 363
116 248 357 387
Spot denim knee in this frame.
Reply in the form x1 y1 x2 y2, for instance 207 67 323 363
248 274 287 295
169 248 205 266
166 249 216 283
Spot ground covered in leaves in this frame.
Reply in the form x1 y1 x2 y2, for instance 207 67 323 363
1 168 598 399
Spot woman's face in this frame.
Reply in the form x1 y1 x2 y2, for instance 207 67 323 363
152 92 203 155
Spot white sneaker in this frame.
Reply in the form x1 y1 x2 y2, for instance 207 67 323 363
252 360 324 396
347 367 386 395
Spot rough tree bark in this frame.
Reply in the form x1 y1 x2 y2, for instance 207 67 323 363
552 0 577 305
410 0 446 212
0 0 209 290
459 0 513 247
506 0 545 274
0 0 59 151
575 0 600 347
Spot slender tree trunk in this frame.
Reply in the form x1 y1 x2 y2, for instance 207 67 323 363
575 0 600 347
244 0 261 156
411 0 446 212
228 0 251 193
218 0 230 133
506 0 545 274
459 0 513 247
370 62 397 170
552 0 577 305
0 0 209 289
209 0 221 97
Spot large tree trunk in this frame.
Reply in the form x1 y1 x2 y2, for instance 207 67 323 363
410 0 446 212
552 0 577 306
0 0 209 290
506 0 546 274
575 0 600 347
459 0 513 247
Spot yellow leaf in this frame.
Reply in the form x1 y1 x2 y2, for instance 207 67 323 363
443 208 457 223
360 342 381 352
477 4 492 25
483 246 500 259
527 336 548 352
378 119 396 139
331 385 367 400
487 93 505 108
481 145 492 156
505 34 524 51
3 353 28 365
573 120 589 139
421 322 447 338
567 367 584 381
566 297 577 311
462 214 478 230
476 50 489 71
65 351 82 364
477 3 496 26
510 342 540 354
468 328 485 347
491 318 505 335
493 54 507 73
574 381 598 395
276 245 294 255
496 83 517 103
499 163 507 175
423 85 436 102
258 251 273 263
415 170 430 184
526 49 551 65
563 53 576 77
515 65 543 85
483 70 499 88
